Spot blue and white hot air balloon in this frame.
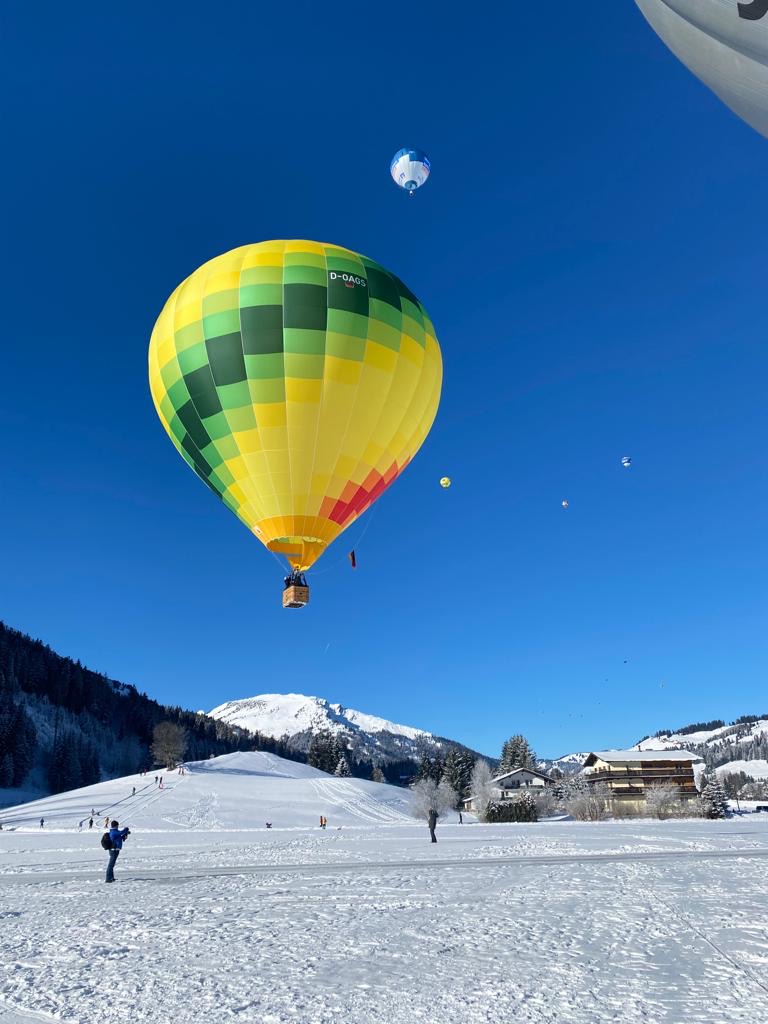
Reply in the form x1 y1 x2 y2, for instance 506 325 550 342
390 148 430 195
621 456 632 468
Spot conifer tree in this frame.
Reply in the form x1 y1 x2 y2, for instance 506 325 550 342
442 748 474 797
416 753 434 782
371 765 386 784
0 752 14 788
334 755 351 777
701 776 729 819
499 734 537 773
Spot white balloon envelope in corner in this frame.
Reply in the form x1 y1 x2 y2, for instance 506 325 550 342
635 0 768 138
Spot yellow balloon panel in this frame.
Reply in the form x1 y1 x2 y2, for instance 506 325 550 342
149 241 442 569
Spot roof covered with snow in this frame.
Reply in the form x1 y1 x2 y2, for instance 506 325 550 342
585 749 703 764
492 767 552 783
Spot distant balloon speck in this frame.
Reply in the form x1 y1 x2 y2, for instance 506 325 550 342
561 499 569 509
440 476 451 488
621 456 632 468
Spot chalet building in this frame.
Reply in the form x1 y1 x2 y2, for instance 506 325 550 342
582 749 703 813
461 767 552 813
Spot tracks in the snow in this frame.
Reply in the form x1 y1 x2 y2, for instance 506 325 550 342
2 845 768 886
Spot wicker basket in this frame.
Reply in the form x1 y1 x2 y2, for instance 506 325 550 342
282 585 310 609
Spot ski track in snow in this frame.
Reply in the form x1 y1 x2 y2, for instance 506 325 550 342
309 778 410 824
2 822 768 1023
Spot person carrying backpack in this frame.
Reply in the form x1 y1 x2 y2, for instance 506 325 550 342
102 820 130 883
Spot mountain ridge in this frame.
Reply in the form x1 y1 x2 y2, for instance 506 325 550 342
208 692 489 771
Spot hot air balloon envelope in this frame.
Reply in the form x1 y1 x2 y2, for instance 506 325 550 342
149 241 442 573
561 500 569 508
621 456 632 468
390 148 431 194
440 476 451 488
635 0 768 137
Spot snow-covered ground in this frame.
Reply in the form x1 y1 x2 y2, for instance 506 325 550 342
2 753 768 1023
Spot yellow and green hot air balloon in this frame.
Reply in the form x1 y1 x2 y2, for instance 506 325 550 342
149 240 442 605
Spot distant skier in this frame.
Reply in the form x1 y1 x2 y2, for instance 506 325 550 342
104 816 110 828
265 822 272 829
458 812 463 825
427 808 438 843
39 817 44 829
132 787 136 796
104 820 131 883
155 776 158 784
89 818 94 829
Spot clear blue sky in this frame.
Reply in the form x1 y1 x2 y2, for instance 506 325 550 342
2 3 766 759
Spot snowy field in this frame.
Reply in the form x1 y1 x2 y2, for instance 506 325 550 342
2 754 768 1023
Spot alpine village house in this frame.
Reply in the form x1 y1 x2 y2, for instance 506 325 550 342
582 749 703 813
460 767 553 813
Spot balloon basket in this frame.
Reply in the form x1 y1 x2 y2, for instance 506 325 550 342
283 585 310 609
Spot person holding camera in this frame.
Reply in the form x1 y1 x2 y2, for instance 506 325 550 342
105 820 130 883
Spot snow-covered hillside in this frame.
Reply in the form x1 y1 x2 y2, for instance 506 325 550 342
0 750 413 831
207 692 481 767
636 718 768 780
538 719 768 782
638 718 768 751
716 759 768 780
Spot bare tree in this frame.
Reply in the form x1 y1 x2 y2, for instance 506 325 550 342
565 782 610 821
436 776 458 812
410 778 457 821
151 722 187 768
533 787 557 818
469 759 495 822
645 784 682 820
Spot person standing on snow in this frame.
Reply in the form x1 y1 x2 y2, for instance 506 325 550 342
105 820 130 883
427 808 438 844
89 818 94 829
39 817 44 828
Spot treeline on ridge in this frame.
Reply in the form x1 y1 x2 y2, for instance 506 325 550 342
0 621 439 797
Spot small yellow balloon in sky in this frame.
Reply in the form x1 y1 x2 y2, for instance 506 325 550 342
440 477 451 488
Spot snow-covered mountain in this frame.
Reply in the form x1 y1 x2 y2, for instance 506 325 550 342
208 693 485 768
536 752 589 776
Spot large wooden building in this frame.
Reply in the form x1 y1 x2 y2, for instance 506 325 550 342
582 749 703 813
